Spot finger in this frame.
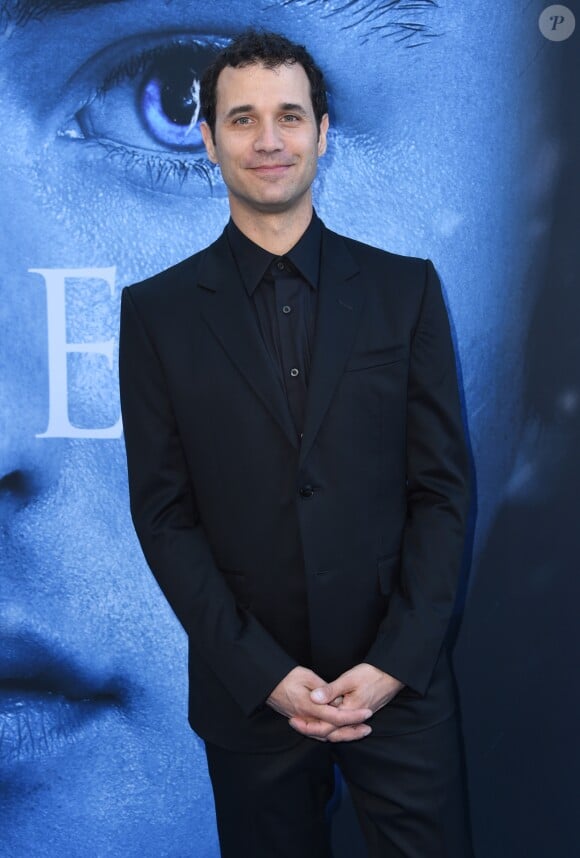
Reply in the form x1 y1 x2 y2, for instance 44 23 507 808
288 721 328 742
329 695 344 708
326 724 372 743
331 695 366 711
288 717 335 740
311 679 348 704
299 702 371 727
293 703 372 731
317 704 372 726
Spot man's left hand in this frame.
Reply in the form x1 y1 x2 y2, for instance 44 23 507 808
288 664 404 742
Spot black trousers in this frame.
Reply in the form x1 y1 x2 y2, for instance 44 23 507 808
204 714 473 858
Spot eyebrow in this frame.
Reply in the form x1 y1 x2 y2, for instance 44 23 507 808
226 104 253 120
280 102 308 115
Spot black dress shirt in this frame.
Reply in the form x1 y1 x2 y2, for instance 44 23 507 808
226 214 322 436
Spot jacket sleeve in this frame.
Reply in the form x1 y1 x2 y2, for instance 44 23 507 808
364 260 471 694
119 286 297 715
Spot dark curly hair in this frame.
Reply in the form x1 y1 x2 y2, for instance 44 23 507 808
200 30 328 140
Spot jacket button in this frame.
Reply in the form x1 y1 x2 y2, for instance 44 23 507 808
299 485 314 498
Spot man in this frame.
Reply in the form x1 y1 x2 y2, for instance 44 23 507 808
119 29 471 857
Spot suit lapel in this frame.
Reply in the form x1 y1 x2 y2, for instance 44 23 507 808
197 232 299 451
300 228 363 465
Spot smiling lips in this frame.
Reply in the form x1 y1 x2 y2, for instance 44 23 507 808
247 162 295 174
0 629 122 766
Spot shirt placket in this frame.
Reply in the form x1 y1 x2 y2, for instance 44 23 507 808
272 260 308 436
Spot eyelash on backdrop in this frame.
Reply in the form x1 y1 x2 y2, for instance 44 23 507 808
270 0 441 48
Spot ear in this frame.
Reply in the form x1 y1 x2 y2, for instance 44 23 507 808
317 113 329 157
200 121 219 164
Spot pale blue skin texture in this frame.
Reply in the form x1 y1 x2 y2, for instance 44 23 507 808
0 1 549 854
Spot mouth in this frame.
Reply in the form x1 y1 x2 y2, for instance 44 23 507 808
0 630 123 766
249 163 294 176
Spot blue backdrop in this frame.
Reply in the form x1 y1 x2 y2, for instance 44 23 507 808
1 2 577 855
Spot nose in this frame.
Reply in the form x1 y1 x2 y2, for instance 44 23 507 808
0 470 31 513
0 444 63 513
253 119 284 153
0 377 63 511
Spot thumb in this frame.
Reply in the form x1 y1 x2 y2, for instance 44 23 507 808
311 680 342 704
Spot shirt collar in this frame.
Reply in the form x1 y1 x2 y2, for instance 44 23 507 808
226 212 322 296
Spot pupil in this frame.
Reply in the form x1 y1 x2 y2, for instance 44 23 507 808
161 70 199 126
139 44 217 149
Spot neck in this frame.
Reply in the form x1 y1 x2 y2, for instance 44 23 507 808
229 197 314 255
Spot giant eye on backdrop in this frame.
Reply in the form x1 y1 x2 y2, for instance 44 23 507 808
58 35 228 194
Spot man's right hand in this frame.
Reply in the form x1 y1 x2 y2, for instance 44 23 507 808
266 666 372 742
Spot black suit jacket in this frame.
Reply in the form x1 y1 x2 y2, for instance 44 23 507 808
119 223 470 751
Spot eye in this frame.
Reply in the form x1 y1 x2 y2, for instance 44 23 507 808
58 35 229 195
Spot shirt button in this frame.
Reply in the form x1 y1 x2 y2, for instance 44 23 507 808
276 261 285 271
282 305 292 314
290 368 299 378
299 485 314 498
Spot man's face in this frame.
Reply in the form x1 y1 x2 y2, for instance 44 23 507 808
202 62 328 217
0 1 548 854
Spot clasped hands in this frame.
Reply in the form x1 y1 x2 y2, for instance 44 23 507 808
266 664 404 743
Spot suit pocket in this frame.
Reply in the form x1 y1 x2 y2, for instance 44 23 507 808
344 345 407 373
377 553 400 597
